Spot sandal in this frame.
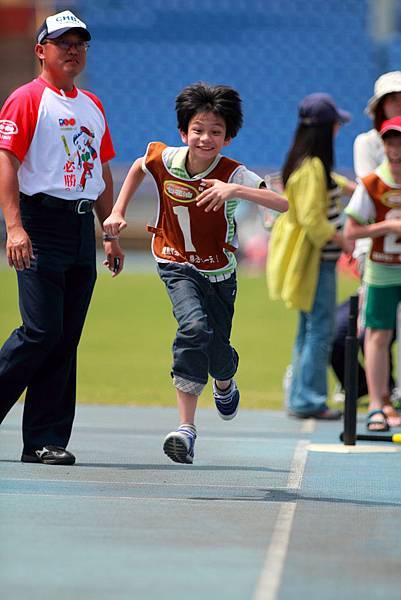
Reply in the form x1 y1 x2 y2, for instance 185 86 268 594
382 403 401 427
366 409 390 432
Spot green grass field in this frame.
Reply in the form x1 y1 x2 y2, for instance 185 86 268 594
0 266 358 410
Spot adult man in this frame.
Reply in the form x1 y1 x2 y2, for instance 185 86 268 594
0 10 123 464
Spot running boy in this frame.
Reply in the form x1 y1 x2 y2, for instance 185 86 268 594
103 83 287 463
345 115 401 432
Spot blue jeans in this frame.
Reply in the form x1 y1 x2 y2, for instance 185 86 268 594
157 262 239 385
288 260 336 416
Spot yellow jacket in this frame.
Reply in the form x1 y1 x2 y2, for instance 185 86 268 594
267 157 348 312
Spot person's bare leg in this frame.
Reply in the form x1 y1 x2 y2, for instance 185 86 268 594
365 328 393 429
176 388 198 425
215 379 231 391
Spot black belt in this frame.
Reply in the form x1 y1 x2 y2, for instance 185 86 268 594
20 192 95 214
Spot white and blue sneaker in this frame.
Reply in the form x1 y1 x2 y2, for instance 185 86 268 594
213 379 240 420
163 424 197 464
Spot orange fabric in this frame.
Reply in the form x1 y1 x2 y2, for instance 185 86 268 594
145 142 241 271
362 173 401 265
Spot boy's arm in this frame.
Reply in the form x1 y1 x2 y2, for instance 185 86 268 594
344 214 401 240
103 157 146 237
343 180 401 241
196 178 288 213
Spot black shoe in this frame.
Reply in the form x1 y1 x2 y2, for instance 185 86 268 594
21 445 76 465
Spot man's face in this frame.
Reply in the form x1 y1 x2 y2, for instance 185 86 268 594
36 31 88 80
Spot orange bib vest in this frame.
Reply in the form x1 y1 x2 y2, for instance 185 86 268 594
362 172 401 265
145 142 242 272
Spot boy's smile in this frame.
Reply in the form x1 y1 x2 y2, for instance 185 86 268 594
180 111 232 176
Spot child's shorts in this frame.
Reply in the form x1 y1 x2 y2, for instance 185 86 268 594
363 284 401 330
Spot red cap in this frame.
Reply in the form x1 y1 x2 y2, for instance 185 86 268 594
380 116 401 136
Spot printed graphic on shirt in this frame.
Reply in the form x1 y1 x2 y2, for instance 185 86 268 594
0 119 18 138
145 142 242 273
164 180 200 203
381 190 401 209
361 173 401 265
60 125 98 192
0 78 115 200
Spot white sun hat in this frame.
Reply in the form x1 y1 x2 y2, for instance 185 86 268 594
365 71 401 117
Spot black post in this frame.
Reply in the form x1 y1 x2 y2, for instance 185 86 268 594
342 295 359 445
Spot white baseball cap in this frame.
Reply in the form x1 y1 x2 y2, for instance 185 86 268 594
37 10 91 44
365 71 401 117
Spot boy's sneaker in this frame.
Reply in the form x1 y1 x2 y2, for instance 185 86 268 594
213 379 240 420
163 424 196 464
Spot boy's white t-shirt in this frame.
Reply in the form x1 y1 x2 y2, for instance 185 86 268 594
345 161 401 286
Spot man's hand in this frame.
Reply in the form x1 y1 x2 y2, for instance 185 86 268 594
196 179 237 212
103 239 125 277
6 225 34 270
103 213 127 237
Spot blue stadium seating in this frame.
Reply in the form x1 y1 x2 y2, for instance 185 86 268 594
66 0 398 171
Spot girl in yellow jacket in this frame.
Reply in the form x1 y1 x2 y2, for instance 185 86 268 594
267 93 355 419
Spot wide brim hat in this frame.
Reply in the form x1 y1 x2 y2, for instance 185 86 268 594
365 71 401 118
37 10 91 44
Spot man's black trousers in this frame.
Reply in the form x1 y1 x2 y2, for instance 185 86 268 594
0 198 97 453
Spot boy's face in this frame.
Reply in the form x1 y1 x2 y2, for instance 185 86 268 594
180 112 231 165
383 134 401 166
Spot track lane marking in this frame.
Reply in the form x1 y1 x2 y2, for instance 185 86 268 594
253 439 309 600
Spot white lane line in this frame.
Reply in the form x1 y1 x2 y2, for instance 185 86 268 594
253 439 309 600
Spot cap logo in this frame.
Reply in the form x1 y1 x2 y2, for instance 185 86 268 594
55 15 81 24
46 11 87 34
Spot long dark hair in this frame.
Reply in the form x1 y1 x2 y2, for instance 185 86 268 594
282 123 335 187
373 96 388 131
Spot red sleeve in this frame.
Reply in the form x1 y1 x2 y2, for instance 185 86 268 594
0 82 42 163
81 90 116 163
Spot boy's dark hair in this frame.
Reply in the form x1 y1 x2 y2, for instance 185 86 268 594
381 129 401 141
282 123 335 187
176 82 243 139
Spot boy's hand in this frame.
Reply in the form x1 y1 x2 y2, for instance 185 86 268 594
103 213 127 237
103 240 125 277
333 232 354 255
196 179 237 212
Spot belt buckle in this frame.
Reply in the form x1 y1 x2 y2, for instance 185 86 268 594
76 199 92 214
